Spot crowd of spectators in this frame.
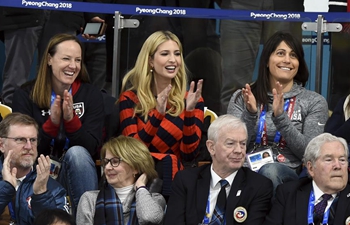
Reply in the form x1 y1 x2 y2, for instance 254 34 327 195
0 0 350 224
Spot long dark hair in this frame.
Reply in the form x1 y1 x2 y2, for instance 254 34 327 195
251 31 309 106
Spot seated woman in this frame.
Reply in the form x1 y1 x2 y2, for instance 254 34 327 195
227 31 329 191
76 135 166 225
118 30 204 194
325 94 350 150
12 33 104 215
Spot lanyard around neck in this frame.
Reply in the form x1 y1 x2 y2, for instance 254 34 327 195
255 96 296 147
202 188 227 224
308 190 330 225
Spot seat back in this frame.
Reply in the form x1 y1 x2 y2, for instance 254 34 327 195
194 107 218 166
0 104 12 119
204 107 218 123
96 91 119 179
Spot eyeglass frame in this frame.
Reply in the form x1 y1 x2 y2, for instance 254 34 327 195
101 157 122 167
1 137 40 146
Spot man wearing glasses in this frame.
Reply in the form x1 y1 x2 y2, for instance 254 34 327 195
0 113 68 225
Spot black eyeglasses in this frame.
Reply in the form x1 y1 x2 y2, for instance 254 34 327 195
101 157 122 167
2 137 40 146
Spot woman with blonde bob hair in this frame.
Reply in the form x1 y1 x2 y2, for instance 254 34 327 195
101 135 158 181
119 30 204 168
12 33 104 216
77 135 166 225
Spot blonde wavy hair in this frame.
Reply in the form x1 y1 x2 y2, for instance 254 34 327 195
100 135 158 181
120 30 187 120
31 33 89 109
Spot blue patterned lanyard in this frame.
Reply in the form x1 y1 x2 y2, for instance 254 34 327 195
308 190 330 225
202 195 211 224
255 104 267 145
255 98 292 145
202 191 226 224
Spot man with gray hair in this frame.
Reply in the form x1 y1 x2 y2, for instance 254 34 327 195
264 133 350 225
165 114 273 224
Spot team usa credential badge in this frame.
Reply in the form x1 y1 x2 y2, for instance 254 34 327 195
345 216 350 225
233 206 247 223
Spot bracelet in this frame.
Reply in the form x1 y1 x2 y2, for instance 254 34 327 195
136 186 148 192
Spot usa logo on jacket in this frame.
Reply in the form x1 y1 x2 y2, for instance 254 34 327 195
73 102 84 118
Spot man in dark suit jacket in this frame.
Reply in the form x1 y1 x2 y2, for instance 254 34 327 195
263 133 350 225
164 114 273 225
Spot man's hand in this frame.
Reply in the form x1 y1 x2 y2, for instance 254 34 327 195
2 150 17 188
33 155 51 195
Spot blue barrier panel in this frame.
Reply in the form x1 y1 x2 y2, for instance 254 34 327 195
0 0 349 22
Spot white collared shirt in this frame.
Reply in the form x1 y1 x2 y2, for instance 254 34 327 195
15 175 26 191
312 181 337 212
208 165 237 221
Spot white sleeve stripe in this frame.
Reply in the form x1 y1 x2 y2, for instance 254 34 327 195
329 1 347 6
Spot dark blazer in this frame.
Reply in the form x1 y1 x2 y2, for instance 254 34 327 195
263 177 350 225
164 164 273 225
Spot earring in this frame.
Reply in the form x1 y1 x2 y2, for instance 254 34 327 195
133 174 136 178
150 68 153 73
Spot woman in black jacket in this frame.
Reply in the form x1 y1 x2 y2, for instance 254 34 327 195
12 33 104 217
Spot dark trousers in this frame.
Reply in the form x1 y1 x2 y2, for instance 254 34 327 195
2 11 76 105
328 32 350 110
219 0 274 114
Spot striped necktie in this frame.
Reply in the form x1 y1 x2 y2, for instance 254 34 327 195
210 180 229 225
